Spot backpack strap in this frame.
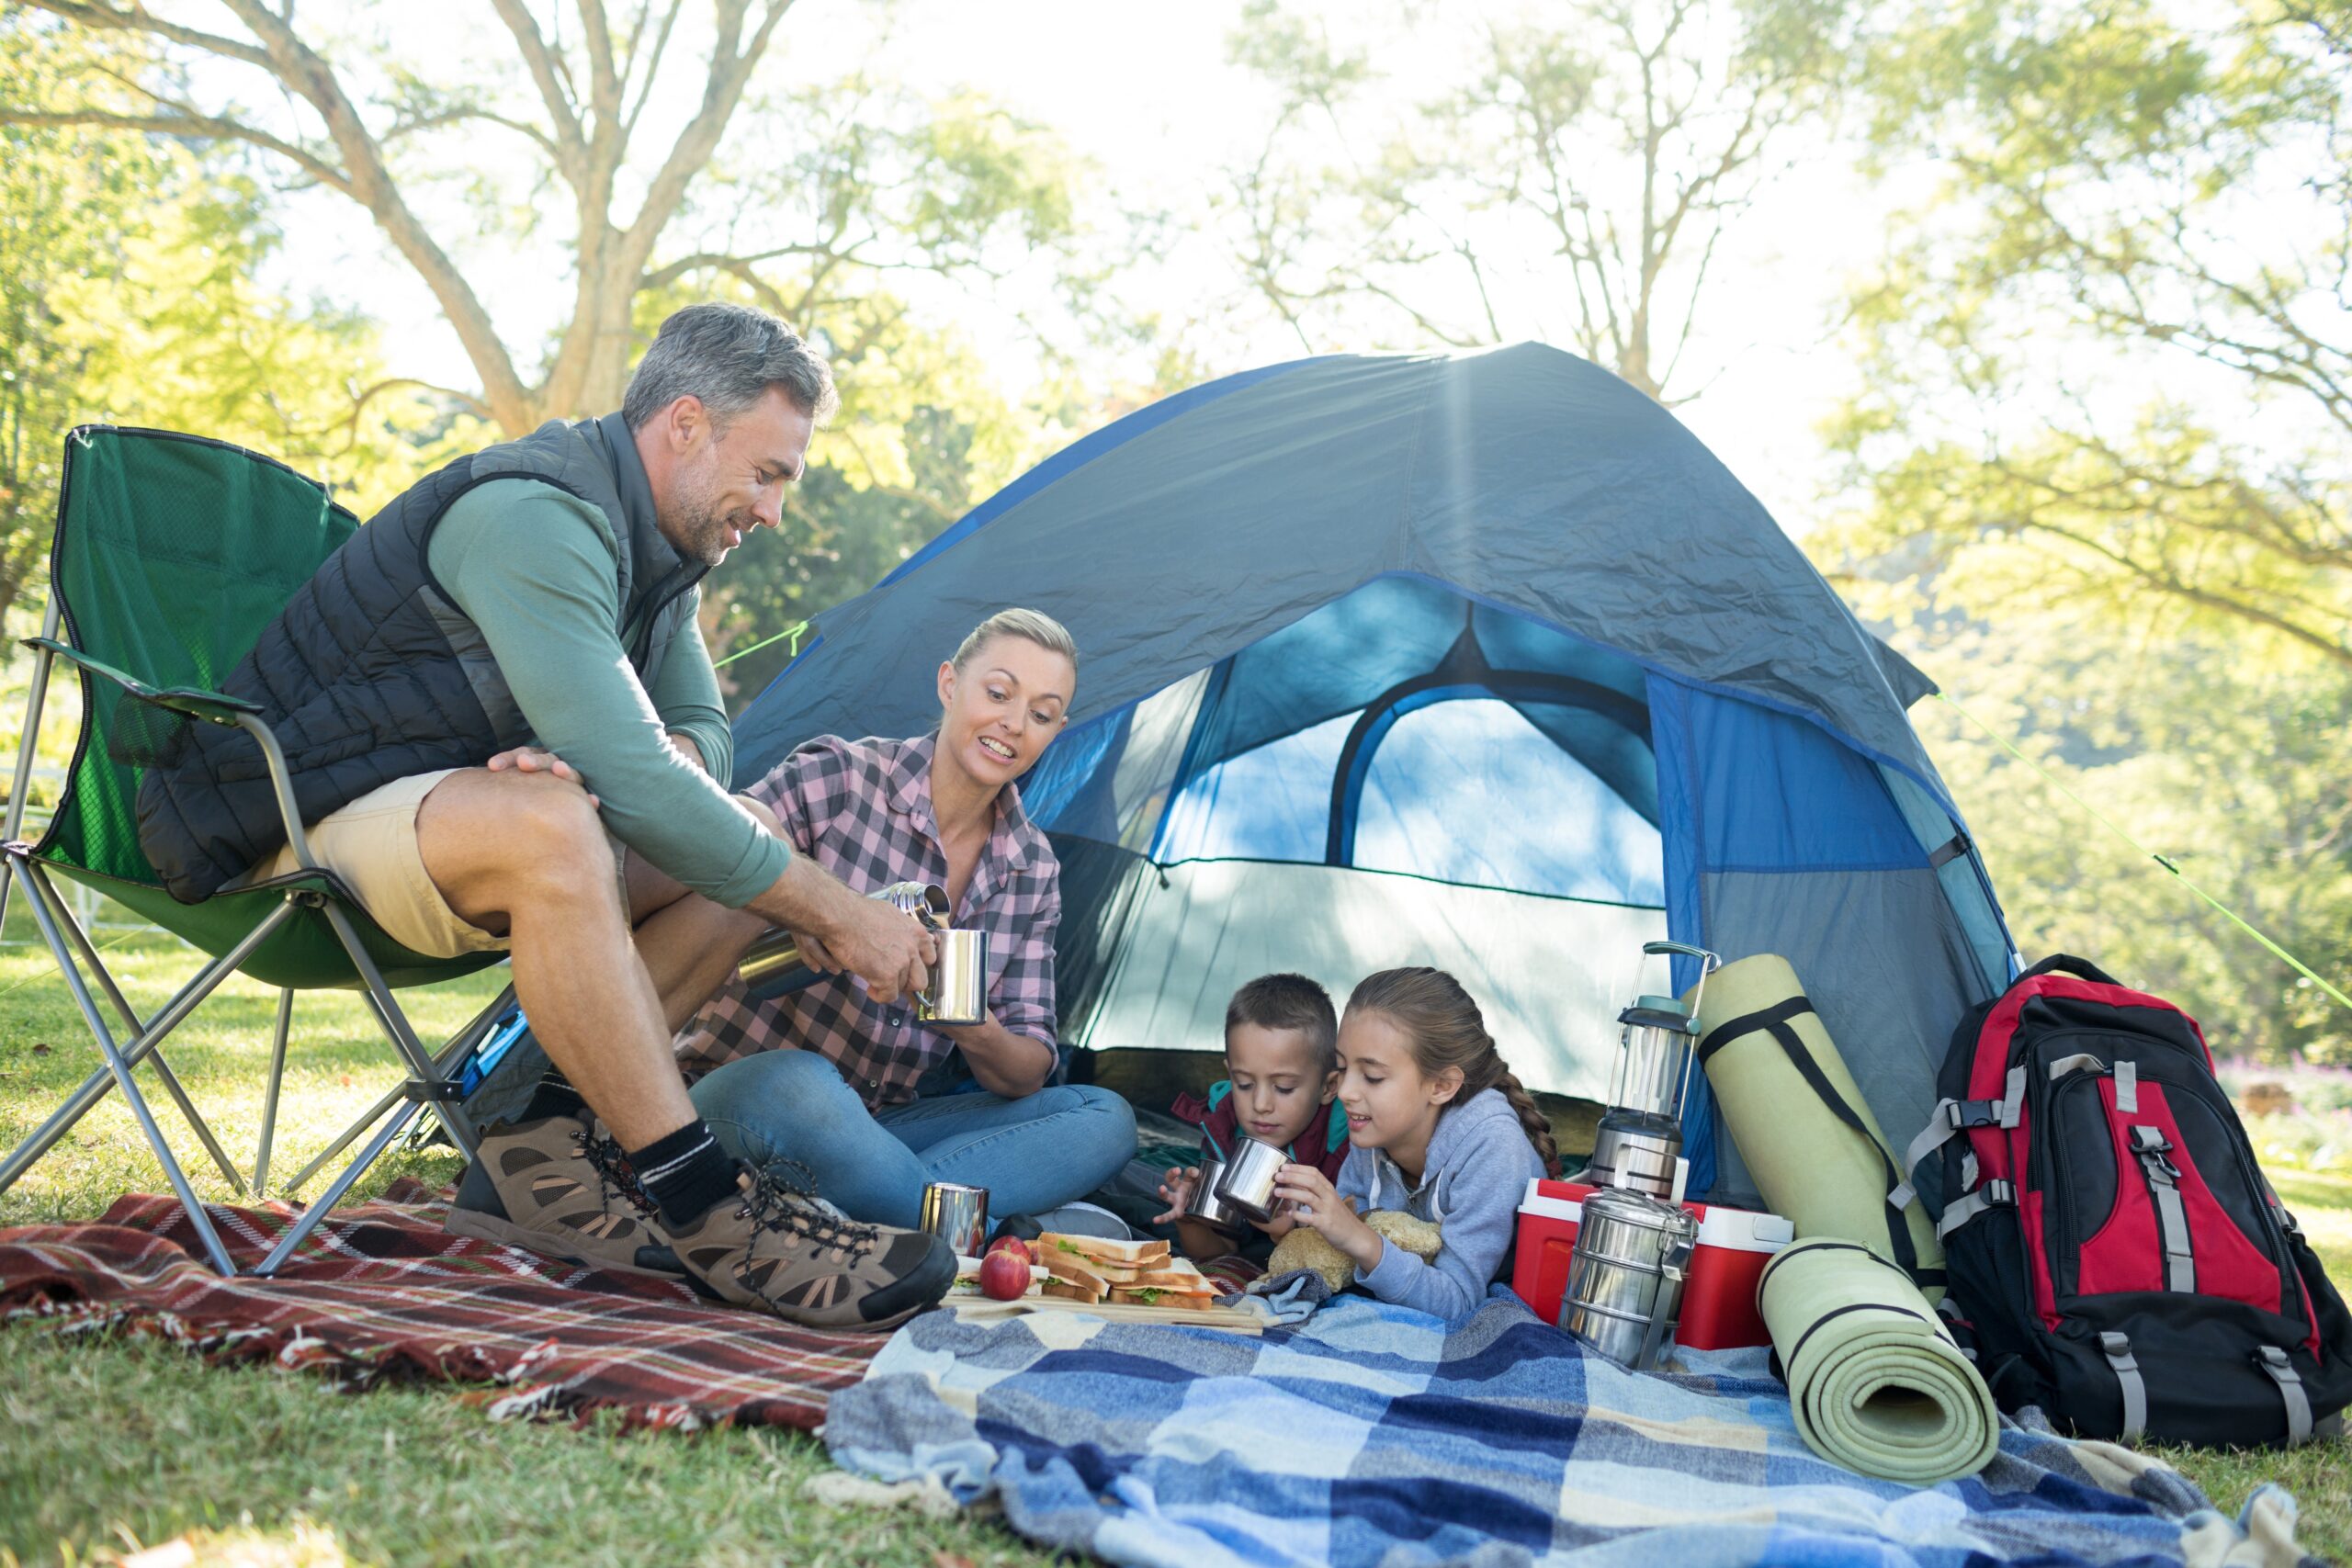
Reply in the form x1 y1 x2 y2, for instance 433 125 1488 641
2127 1125 2198 1293
2021 953 2123 986
2099 1332 2148 1439
2113 1058 2139 1113
1896 1066 2026 1208
2256 1347 2312 1447
1935 1179 2015 1240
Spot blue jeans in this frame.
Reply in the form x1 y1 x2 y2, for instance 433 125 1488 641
688 1048 1138 1230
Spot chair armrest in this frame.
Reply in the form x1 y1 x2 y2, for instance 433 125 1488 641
23 637 264 727
23 636 319 871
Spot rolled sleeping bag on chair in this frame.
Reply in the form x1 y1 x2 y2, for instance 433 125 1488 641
1689 953 1944 1300
1759 1238 1998 1484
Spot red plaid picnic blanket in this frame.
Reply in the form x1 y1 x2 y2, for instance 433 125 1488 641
0 1180 885 1430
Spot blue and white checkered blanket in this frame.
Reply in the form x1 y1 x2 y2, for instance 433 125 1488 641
823 1291 2313 1567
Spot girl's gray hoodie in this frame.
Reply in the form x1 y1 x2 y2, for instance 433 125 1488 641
1332 1087 1545 1320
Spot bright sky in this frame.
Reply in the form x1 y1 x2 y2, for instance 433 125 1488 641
263 0 1928 533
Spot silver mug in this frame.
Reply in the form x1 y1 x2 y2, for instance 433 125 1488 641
1212 1136 1288 1224
917 928 989 1026
918 1180 989 1258
1182 1151 1244 1232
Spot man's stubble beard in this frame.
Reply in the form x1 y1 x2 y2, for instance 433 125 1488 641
662 448 741 568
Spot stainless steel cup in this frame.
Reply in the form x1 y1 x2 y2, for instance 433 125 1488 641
917 928 989 1025
918 1180 989 1258
1213 1136 1288 1224
1182 1153 1243 1232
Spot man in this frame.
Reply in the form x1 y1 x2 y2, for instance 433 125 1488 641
136 304 956 1329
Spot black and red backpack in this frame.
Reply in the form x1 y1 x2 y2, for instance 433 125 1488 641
1906 954 2352 1446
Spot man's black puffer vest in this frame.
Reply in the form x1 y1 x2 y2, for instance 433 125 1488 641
135 414 705 904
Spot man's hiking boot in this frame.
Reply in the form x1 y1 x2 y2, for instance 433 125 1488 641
445 1111 681 1278
669 1166 956 1331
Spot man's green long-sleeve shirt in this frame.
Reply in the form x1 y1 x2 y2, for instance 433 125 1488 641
426 471 789 908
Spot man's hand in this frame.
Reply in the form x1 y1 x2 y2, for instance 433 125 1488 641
789 931 841 974
487 746 598 807
820 894 936 1007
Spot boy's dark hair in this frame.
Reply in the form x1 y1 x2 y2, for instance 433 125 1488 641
1224 973 1339 1077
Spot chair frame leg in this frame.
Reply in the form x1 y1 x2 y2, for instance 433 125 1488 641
252 988 294 1196
252 1092 430 1277
0 868 298 1202
44 871 247 1194
317 901 478 1163
0 592 61 938
279 983 510 1196
16 855 236 1274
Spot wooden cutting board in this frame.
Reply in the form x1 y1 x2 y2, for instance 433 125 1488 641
944 1291 1264 1336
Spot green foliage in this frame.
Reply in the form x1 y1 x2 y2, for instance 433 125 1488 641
1828 0 2352 1050
0 19 492 615
1879 601 2352 1063
1833 0 2352 667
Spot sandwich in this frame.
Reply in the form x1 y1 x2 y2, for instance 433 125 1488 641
1035 1234 1190 1306
1107 1260 1220 1311
1038 1252 1113 1303
1108 1284 1219 1312
1037 1233 1170 1270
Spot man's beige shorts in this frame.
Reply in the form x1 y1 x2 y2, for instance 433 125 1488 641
244 769 626 960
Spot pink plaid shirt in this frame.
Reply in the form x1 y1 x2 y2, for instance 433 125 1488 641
671 733 1061 1109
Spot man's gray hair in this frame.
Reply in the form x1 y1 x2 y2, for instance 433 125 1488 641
952 608 1080 673
621 303 840 431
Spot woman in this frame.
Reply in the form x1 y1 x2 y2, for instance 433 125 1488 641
668 608 1136 1229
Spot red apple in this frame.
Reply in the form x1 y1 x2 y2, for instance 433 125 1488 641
986 1235 1035 1267
978 1248 1031 1302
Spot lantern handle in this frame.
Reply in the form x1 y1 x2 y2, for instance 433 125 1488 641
1642 942 1723 1023
1645 942 1722 1132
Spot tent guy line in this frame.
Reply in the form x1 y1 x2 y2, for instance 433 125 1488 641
1934 690 2352 1016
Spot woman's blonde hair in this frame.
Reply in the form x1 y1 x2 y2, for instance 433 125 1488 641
1345 967 1558 1176
951 608 1079 673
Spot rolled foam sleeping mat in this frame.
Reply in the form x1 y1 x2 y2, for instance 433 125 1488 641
1758 1237 1999 1484
1688 953 1945 1300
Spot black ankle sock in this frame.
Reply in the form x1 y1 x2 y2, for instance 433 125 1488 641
628 1121 739 1226
521 1067 586 1123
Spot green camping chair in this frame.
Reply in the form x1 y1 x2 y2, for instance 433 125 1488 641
0 425 511 1276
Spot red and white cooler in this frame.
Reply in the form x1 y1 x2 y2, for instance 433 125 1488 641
1510 1177 1793 1351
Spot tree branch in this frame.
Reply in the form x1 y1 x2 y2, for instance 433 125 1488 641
617 0 797 279
15 0 271 68
0 108 351 192
216 0 534 431
487 0 587 171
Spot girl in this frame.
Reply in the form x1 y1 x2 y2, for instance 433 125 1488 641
1272 967 1557 1319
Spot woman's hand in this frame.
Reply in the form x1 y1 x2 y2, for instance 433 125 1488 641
1152 1166 1201 1226
1272 1162 1381 1273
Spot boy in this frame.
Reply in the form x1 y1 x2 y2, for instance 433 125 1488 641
1154 973 1348 1260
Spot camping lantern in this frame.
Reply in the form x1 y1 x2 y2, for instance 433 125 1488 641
1583 942 1721 1199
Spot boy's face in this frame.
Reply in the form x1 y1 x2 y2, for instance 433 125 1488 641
1225 1022 1338 1149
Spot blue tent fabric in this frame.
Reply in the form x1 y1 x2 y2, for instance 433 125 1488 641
732 344 2015 1202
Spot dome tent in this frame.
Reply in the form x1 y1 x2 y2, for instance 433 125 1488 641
732 344 2018 1200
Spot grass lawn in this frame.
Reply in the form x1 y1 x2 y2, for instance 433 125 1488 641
0 911 2346 1564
